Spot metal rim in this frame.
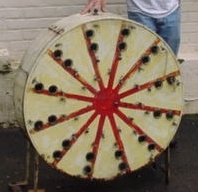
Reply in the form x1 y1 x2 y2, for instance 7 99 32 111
23 15 183 180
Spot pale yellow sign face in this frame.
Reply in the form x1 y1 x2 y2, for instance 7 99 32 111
23 14 183 180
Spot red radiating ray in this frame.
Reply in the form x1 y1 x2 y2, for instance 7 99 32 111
89 114 106 177
32 88 94 103
114 38 161 92
30 105 95 133
119 70 180 99
52 112 98 166
119 102 181 116
107 24 125 89
82 25 105 90
48 50 98 95
108 114 131 172
115 109 164 152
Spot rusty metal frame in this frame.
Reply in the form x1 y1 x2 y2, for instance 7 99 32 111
8 139 40 192
152 146 171 184
165 147 171 184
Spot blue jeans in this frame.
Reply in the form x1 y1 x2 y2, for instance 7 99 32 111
128 8 181 55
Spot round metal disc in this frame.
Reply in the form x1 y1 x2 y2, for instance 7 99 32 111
18 13 183 180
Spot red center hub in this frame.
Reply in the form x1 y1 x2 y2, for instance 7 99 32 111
94 88 120 115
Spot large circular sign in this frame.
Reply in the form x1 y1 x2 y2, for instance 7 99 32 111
14 13 183 180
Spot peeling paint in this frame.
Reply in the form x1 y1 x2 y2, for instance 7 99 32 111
0 65 12 74
0 57 21 128
0 121 20 129
0 56 12 74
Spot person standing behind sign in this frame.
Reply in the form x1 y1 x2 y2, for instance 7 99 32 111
81 0 181 55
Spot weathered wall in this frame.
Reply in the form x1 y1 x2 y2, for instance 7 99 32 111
0 58 18 128
180 0 198 54
0 0 197 61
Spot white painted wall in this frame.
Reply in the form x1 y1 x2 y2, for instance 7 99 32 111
0 0 198 60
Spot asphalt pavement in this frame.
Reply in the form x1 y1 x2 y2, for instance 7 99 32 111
0 114 198 192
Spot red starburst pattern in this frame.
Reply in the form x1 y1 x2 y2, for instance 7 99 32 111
28 21 182 179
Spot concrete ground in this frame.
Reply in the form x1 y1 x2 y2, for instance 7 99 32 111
0 114 198 192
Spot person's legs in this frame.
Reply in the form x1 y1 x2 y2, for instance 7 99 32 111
155 8 181 55
128 9 181 55
127 11 157 32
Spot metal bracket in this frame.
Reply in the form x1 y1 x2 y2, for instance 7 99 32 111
8 182 26 192
164 147 171 184
93 9 99 15
8 139 44 192
48 25 64 34
152 146 171 184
